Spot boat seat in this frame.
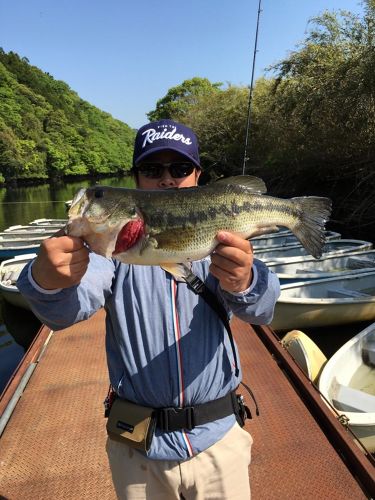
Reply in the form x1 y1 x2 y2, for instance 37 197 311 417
347 257 375 270
327 287 371 299
333 384 375 413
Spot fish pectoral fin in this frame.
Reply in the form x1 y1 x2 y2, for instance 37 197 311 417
215 175 267 193
138 235 158 255
160 263 191 280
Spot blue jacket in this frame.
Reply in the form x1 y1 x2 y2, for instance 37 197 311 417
17 254 280 460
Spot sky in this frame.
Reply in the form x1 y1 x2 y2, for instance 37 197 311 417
0 0 365 129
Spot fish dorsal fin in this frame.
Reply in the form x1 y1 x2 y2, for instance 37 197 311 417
215 175 267 193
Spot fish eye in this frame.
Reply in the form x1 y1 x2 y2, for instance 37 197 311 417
94 188 104 199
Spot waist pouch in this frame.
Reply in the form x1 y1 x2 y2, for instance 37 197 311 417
106 398 156 451
106 390 252 451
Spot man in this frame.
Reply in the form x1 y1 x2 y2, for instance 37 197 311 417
17 119 280 499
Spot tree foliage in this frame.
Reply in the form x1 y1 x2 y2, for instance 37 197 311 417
147 77 222 122
0 49 135 183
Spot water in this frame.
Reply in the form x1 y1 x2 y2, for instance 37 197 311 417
0 176 135 393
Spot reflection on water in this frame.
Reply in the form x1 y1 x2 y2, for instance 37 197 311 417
0 176 135 231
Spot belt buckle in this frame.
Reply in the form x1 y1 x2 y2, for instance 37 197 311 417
160 406 195 431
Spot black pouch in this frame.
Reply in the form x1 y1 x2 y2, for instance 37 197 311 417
106 398 156 452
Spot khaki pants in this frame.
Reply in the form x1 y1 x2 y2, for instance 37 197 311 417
106 423 252 500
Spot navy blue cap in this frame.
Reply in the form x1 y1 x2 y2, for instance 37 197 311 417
133 119 201 168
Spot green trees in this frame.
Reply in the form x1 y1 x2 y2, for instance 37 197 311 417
147 77 222 122
0 50 135 184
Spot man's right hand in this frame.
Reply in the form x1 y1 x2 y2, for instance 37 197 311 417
31 231 90 290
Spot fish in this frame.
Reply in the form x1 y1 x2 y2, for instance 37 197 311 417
66 176 332 271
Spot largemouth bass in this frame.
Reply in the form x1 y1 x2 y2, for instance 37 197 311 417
67 176 332 266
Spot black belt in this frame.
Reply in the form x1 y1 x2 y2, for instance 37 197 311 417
154 390 242 432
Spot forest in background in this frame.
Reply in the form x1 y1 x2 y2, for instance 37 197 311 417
0 50 135 184
0 1 374 240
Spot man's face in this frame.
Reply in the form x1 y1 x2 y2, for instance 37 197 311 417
135 150 201 190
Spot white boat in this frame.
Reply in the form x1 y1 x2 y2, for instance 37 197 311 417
3 224 62 234
268 249 375 284
0 254 37 309
271 269 375 331
256 239 373 262
0 230 53 242
252 230 341 249
319 322 375 452
0 237 43 259
281 330 327 383
29 218 67 226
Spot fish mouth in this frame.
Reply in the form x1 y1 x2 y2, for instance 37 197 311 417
113 219 145 255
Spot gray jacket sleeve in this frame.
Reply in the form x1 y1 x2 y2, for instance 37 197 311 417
16 253 115 331
218 258 280 324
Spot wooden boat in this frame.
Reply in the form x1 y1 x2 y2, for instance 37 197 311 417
252 230 341 249
256 239 373 262
281 330 327 383
319 322 375 452
0 254 37 309
271 269 375 331
268 249 375 284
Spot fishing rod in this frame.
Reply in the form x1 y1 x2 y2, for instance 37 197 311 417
242 0 263 175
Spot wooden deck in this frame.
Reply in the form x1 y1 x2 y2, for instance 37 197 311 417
0 309 373 499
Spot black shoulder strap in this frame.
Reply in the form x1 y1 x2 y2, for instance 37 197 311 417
183 271 240 377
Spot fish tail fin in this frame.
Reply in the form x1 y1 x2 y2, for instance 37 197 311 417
291 197 332 258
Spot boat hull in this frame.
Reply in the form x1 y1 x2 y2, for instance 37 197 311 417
272 300 375 330
318 322 375 453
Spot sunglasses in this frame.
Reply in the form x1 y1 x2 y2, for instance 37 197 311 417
135 162 196 179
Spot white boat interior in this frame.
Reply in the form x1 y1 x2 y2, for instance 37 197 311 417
279 271 375 300
268 249 375 281
319 322 375 451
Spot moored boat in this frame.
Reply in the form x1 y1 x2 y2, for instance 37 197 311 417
29 218 67 227
0 253 36 309
252 230 341 249
3 224 62 234
319 321 375 453
281 329 327 383
268 249 375 284
0 238 42 260
256 239 373 262
271 269 375 331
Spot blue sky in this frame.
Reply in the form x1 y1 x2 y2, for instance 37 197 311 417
0 0 365 129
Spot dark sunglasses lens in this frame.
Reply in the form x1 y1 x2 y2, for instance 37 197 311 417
136 162 195 179
170 163 195 178
137 164 163 178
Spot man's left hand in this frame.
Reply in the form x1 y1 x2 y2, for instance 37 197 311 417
209 231 254 293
